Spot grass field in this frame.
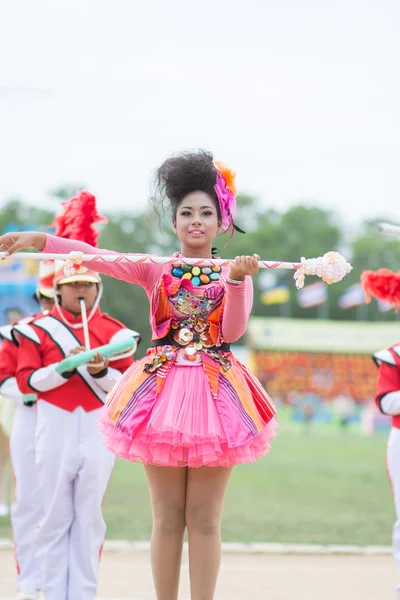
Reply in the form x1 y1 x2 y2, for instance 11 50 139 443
0 422 394 545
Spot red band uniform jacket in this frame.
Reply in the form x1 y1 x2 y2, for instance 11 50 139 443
374 344 400 428
15 306 136 412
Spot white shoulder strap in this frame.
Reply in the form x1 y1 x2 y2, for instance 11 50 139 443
372 348 397 367
0 325 13 342
12 323 41 346
31 315 107 403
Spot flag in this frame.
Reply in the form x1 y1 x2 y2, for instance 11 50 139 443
261 283 290 305
338 284 365 309
297 282 327 308
378 300 394 312
258 271 277 291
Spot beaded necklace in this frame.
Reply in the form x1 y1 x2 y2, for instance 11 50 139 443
171 263 221 286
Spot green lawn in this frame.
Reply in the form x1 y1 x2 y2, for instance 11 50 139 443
0 425 394 545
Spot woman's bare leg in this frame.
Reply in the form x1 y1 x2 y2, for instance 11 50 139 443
144 465 188 600
185 467 232 600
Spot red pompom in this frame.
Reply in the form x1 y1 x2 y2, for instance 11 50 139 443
51 190 107 247
361 268 400 310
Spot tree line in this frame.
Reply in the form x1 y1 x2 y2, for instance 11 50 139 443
1 191 399 357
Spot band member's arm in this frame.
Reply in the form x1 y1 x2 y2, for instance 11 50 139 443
90 366 124 392
380 391 400 415
16 335 75 394
375 362 400 415
0 339 24 401
88 329 137 392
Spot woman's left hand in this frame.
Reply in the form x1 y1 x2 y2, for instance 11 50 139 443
227 254 260 281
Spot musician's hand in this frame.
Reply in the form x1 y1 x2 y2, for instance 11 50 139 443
87 352 109 375
0 231 46 258
227 254 260 281
63 346 86 371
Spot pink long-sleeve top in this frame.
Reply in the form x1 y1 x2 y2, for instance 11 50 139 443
44 235 253 343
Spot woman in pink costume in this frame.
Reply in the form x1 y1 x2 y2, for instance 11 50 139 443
0 150 277 600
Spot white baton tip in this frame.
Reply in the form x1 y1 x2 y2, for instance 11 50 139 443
378 222 400 236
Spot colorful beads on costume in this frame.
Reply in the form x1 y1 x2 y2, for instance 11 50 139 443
171 263 222 286
169 288 217 319
144 345 176 373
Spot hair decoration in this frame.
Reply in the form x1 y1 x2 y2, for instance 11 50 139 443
213 161 245 243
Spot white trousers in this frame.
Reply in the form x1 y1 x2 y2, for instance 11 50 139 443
387 427 400 595
10 402 42 593
35 402 115 600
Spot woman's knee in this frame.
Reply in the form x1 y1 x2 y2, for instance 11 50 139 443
153 503 186 536
185 505 221 536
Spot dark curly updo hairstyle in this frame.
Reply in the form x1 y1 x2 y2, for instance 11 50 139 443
150 149 222 223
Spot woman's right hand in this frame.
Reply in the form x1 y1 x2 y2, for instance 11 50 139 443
0 231 46 256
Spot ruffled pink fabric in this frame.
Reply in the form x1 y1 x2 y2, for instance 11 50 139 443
99 365 277 468
214 172 237 233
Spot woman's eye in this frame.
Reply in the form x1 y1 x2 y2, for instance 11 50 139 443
203 211 213 216
181 211 191 216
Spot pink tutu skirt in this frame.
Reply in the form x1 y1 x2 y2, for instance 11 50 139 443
99 362 277 468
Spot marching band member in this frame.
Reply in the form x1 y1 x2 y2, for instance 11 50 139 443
0 260 55 600
13 193 140 600
362 268 400 599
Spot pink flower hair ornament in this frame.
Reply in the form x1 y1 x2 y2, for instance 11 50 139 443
214 161 245 244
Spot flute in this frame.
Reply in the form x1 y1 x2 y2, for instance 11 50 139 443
55 337 138 374
79 298 91 351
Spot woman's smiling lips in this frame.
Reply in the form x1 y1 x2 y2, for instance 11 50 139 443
189 229 204 237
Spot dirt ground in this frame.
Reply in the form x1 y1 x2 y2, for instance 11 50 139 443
0 547 397 599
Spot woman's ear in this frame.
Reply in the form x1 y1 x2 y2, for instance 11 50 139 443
217 220 223 235
172 220 177 234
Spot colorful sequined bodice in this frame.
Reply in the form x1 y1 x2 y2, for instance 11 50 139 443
168 286 222 319
144 280 230 372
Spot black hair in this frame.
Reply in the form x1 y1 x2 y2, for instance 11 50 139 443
150 149 222 222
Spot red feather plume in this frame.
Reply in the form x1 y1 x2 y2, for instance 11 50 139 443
51 190 107 248
361 268 400 310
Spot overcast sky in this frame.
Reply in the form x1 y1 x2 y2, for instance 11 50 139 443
1 0 400 227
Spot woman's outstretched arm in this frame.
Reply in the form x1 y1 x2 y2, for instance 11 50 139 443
0 231 161 292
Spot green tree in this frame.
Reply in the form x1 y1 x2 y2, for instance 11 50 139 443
1 192 399 347
224 202 342 321
335 218 400 322
0 199 53 233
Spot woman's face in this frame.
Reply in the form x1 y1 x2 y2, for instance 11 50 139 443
173 192 220 257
